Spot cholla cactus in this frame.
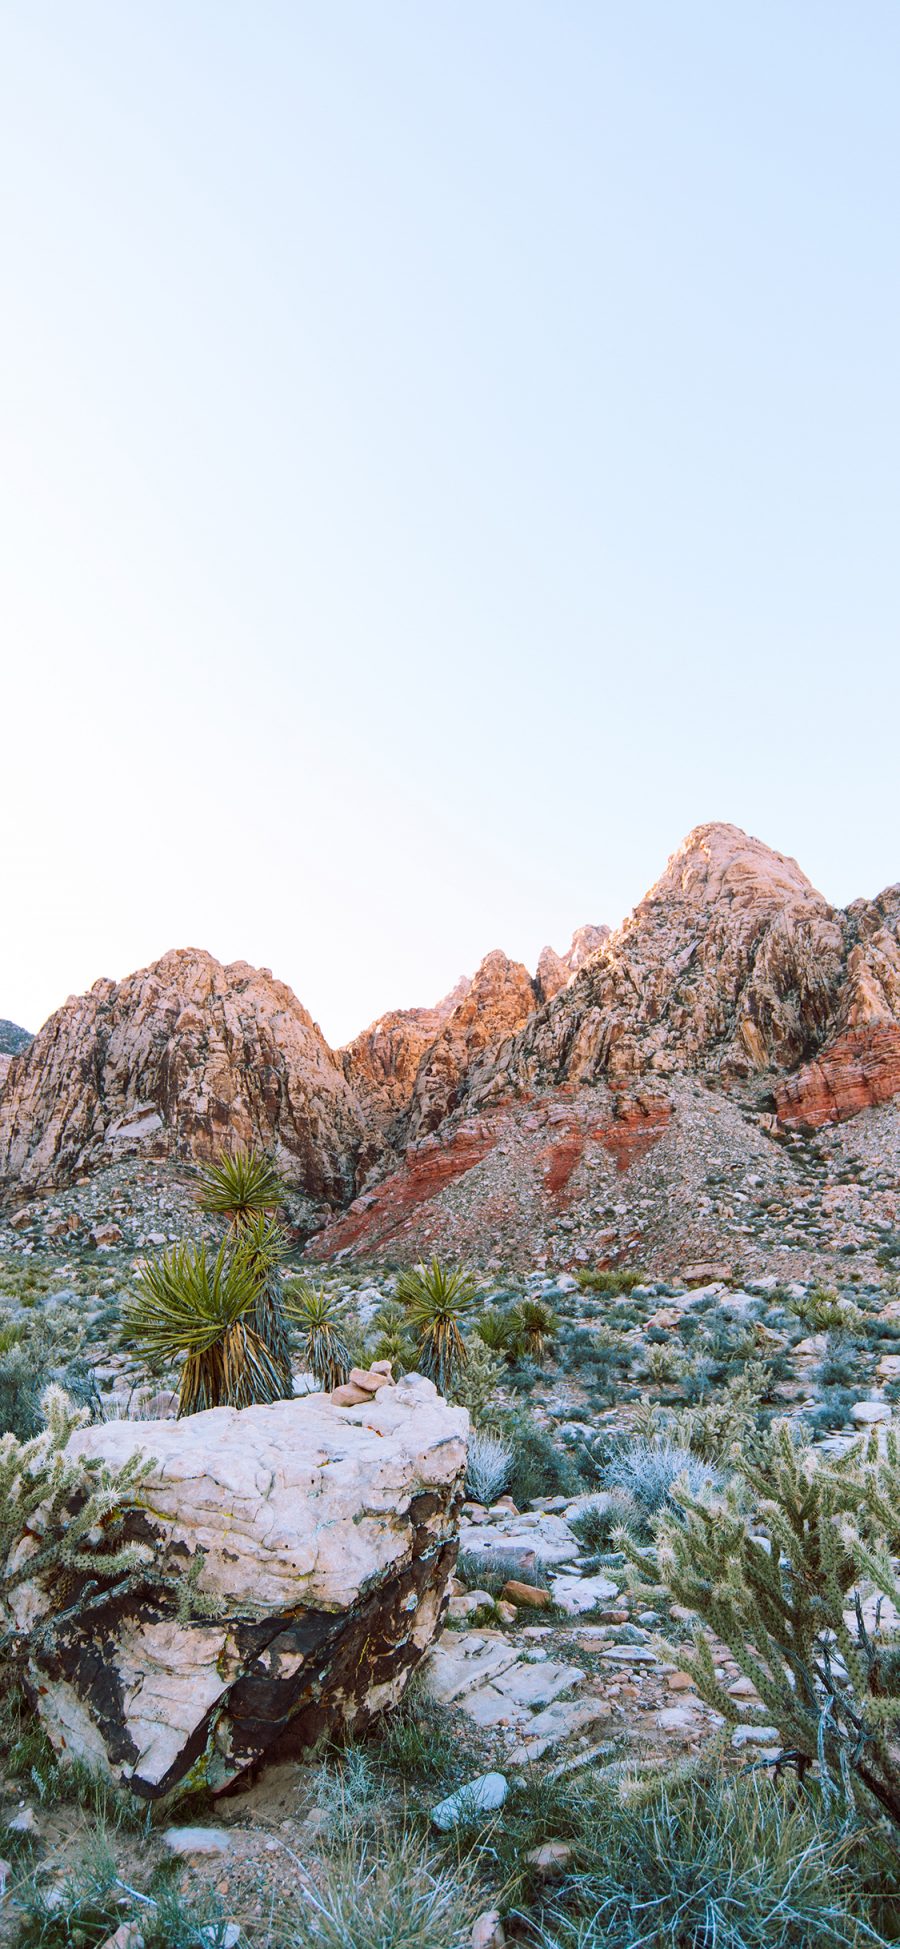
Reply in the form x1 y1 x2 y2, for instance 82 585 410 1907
626 1420 900 1828
1 1386 152 1659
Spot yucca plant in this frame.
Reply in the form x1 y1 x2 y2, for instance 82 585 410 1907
370 1300 416 1379
285 1281 352 1391
195 1147 293 1400
123 1234 290 1416
474 1307 515 1356
196 1144 286 1224
508 1297 559 1360
395 1260 479 1395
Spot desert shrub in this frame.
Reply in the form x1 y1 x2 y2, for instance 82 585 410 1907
496 1407 583 1503
528 1768 898 1949
396 1260 480 1394
576 1268 645 1295
283 1827 475 1949
474 1307 516 1355
123 1227 290 1414
628 1421 900 1830
456 1546 551 1598
816 1334 868 1388
286 1281 352 1389
603 1439 719 1527
506 1298 559 1359
367 1299 417 1376
805 1385 857 1432
195 1146 294 1394
570 1490 641 1551
447 1339 505 1426
464 1430 514 1504
788 1287 864 1334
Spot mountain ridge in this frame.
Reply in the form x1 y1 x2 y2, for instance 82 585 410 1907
3 822 900 1270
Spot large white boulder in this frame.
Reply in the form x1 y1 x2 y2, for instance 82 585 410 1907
8 1376 467 1799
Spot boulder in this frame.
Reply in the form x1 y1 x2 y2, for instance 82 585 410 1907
7 1376 467 1799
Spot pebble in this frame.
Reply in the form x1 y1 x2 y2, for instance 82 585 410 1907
731 1725 780 1748
432 1772 509 1831
162 1826 233 1857
526 1840 573 1874
471 1910 506 1949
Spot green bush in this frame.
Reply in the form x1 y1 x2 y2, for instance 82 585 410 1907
576 1268 645 1295
527 1768 898 1948
628 1422 900 1830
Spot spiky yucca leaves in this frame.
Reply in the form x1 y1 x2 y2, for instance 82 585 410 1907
195 1147 294 1402
474 1308 515 1356
395 1260 479 1395
123 1235 289 1416
237 1212 293 1400
1 1386 150 1658
508 1297 559 1359
625 1420 900 1829
196 1144 286 1224
285 1282 352 1391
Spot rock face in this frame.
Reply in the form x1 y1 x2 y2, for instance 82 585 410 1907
406 951 538 1140
774 886 900 1128
477 824 847 1100
341 977 472 1132
536 925 609 1003
309 824 900 1267
10 1378 467 1797
0 950 375 1213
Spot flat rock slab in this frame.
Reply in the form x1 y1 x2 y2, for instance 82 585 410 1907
423 1633 596 1761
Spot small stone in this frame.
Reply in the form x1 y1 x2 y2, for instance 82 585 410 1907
495 1601 518 1625
330 1382 372 1406
7 1808 37 1835
348 1367 390 1394
501 1580 551 1609
666 1672 695 1692
727 1676 758 1699
731 1725 780 1748
162 1826 233 1858
471 1910 506 1949
432 1772 509 1831
98 1926 144 1949
851 1401 891 1426
92 1222 123 1246
526 1840 572 1874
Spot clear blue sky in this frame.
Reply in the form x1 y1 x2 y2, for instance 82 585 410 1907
2 4 898 1045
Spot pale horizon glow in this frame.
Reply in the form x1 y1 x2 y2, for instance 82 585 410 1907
2 5 899 1047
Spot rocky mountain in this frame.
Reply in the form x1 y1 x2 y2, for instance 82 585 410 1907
3 823 900 1274
341 976 472 1133
536 924 609 1002
0 949 376 1219
0 1020 31 1056
309 824 900 1269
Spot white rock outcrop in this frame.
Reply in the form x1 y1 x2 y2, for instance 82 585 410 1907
10 1377 467 1798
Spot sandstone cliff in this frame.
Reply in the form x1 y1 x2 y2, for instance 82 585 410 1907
0 949 375 1212
341 976 471 1132
536 924 610 1002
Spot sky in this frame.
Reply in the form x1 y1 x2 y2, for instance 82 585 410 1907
2 3 899 1048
